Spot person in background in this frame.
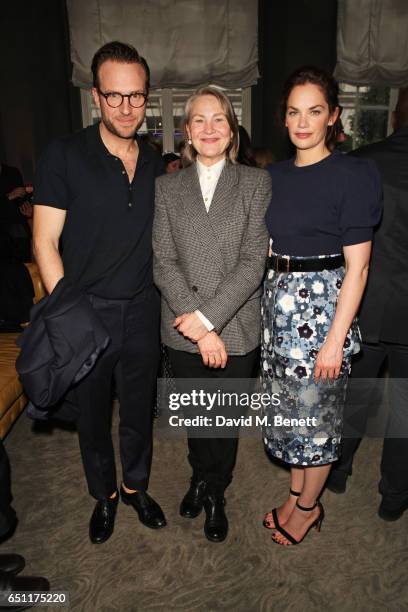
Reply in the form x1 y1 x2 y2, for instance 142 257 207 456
261 66 382 546
162 152 181 173
336 119 347 145
153 86 271 543
334 118 351 153
140 133 162 155
32 41 166 545
0 243 34 332
0 167 34 332
177 140 186 159
0 439 49 604
327 88 408 522
253 147 275 169
0 163 32 262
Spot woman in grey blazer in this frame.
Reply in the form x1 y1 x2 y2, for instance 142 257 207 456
153 86 271 543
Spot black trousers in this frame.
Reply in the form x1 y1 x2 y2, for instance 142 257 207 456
0 439 16 539
76 286 160 500
333 341 408 506
167 346 260 495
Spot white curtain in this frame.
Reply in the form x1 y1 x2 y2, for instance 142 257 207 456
67 0 259 89
335 0 408 87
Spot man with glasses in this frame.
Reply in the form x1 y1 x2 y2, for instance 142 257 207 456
32 41 166 543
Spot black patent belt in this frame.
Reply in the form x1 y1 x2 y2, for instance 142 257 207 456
267 254 344 273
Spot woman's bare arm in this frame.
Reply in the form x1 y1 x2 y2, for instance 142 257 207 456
314 241 371 381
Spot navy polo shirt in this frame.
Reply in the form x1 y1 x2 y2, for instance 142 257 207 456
33 122 164 299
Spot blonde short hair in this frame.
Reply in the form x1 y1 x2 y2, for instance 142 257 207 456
182 86 240 166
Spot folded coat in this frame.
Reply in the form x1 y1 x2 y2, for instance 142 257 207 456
16 278 110 408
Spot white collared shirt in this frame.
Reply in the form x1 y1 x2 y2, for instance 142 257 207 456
193 158 226 332
196 157 226 212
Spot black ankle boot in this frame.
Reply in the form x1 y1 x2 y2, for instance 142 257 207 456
180 480 207 518
203 493 228 543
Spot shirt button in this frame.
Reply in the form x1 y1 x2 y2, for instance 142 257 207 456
122 170 126 174
128 202 132 207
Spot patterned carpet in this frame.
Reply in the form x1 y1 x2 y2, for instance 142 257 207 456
2 405 408 612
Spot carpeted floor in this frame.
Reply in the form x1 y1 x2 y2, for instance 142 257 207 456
2 405 408 612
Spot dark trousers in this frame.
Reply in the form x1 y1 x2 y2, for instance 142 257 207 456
0 439 16 539
333 341 408 506
167 346 260 495
76 286 160 500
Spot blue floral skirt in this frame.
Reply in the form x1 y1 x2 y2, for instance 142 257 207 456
260 254 360 466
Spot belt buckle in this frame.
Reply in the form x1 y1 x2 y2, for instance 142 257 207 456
275 255 290 273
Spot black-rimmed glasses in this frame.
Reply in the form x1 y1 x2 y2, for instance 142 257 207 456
98 90 148 108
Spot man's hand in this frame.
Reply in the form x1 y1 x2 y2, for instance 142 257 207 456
7 186 26 200
174 312 208 342
314 337 343 383
197 332 228 369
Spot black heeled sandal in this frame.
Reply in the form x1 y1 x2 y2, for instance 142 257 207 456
263 488 301 530
271 499 325 546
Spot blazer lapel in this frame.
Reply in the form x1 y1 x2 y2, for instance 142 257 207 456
207 163 239 225
180 163 226 274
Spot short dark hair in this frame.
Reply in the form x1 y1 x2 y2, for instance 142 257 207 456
91 41 150 94
281 66 341 150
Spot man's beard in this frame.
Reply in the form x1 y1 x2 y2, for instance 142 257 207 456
101 113 142 140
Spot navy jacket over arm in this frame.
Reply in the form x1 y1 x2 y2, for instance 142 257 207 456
16 279 110 408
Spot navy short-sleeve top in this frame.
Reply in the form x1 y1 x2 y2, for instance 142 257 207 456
265 149 383 256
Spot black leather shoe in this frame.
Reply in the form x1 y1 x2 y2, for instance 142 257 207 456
89 493 119 544
0 554 25 576
203 494 228 543
0 570 49 611
180 480 207 518
378 498 408 522
120 486 166 529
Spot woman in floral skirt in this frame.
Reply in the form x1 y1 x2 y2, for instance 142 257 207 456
261 66 382 546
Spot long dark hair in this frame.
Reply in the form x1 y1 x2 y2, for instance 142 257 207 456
237 125 257 166
281 66 342 150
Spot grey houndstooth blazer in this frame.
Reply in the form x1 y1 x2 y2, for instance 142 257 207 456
153 161 272 355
